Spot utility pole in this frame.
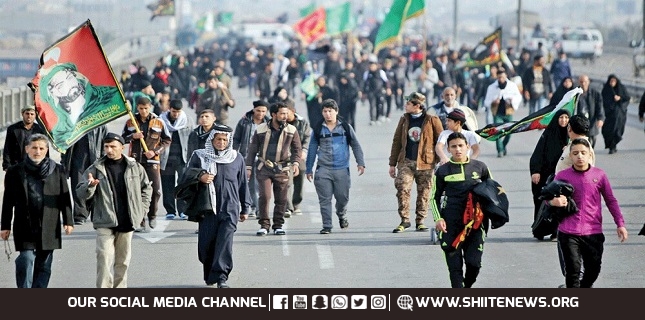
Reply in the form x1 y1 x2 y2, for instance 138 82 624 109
453 0 459 49
517 0 522 52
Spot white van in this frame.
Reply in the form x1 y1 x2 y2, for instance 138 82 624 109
559 28 602 61
588 29 603 58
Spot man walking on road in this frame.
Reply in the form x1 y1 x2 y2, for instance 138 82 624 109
306 99 365 234
389 92 443 233
245 102 302 236
76 133 152 288
430 132 493 288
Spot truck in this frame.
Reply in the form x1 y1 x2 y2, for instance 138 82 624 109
558 28 603 62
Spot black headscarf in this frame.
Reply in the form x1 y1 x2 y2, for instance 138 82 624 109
543 108 571 150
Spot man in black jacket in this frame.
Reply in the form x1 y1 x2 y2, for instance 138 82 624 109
232 100 270 218
577 75 604 148
1 134 74 288
61 125 107 225
2 105 46 171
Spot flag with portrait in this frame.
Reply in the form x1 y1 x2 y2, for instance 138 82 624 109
28 20 128 153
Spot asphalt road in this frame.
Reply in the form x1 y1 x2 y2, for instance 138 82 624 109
0 76 643 289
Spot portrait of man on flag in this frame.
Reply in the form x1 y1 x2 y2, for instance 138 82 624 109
36 62 123 150
29 20 128 153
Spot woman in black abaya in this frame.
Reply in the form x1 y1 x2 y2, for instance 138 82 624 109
601 74 630 154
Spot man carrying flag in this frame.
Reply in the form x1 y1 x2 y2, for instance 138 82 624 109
482 69 522 157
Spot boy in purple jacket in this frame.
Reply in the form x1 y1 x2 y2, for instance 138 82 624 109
548 138 628 288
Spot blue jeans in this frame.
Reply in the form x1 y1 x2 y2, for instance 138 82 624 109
528 97 547 115
15 249 53 288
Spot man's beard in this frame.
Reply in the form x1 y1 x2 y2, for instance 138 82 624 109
59 84 85 105
277 120 287 128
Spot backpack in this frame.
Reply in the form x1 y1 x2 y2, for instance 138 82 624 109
311 119 353 145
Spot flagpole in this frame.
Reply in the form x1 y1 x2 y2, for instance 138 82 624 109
125 101 150 153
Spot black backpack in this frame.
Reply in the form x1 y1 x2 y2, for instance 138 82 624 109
311 119 353 145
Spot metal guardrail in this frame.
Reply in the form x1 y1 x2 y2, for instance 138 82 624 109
1 86 33 130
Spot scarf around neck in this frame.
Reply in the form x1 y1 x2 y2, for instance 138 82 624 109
192 129 238 211
160 110 188 132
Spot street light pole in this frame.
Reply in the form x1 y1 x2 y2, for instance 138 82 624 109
453 0 459 49
517 0 522 52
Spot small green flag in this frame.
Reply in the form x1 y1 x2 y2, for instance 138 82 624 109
373 0 425 53
325 1 354 35
300 2 317 17
300 74 319 101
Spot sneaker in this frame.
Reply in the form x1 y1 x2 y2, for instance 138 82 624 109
148 218 157 229
416 224 429 232
178 213 188 220
74 219 85 226
392 222 412 233
166 213 176 220
247 211 256 218
256 228 268 236
284 210 292 218
339 219 349 229
369 121 376 126
293 207 303 215
320 228 332 234
274 228 286 235
217 280 230 288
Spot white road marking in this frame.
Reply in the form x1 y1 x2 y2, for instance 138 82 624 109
135 219 176 243
316 243 335 269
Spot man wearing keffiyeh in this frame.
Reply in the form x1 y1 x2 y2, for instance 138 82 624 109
179 124 251 288
160 100 193 220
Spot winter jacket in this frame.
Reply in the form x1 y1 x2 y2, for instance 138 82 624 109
1 159 72 251
76 155 152 229
389 113 443 171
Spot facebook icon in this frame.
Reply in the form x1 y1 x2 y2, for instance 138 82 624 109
272 295 289 310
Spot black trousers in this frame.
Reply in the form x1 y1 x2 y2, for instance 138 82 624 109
161 159 186 216
198 212 237 285
143 164 161 220
69 155 91 221
557 232 604 288
441 228 485 288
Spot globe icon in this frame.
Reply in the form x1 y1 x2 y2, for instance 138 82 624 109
397 295 413 310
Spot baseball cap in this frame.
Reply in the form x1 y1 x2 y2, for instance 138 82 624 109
102 132 125 145
21 105 36 113
404 92 426 105
447 109 467 124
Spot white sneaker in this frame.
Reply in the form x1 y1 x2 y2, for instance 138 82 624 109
274 228 286 235
256 228 268 236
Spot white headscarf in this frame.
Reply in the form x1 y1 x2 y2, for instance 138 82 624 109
192 125 237 211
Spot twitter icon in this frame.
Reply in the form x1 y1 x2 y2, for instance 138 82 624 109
351 295 367 309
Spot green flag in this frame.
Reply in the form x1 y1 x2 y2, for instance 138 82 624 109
300 74 319 101
217 12 233 25
374 0 425 53
325 1 354 35
300 2 317 17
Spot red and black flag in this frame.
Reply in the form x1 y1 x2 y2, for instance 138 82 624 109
455 27 502 69
28 20 128 153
